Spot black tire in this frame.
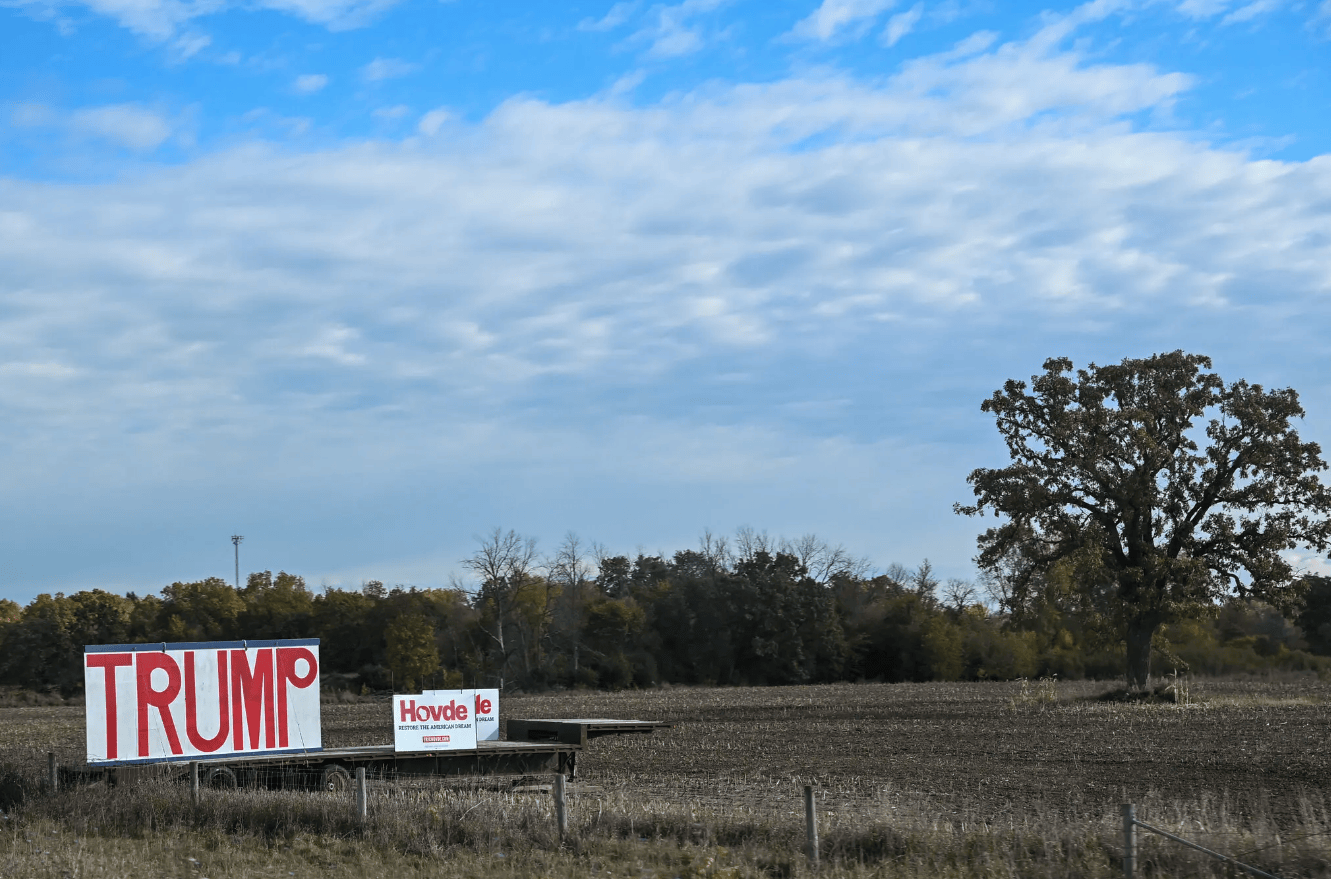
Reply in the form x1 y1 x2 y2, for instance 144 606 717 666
207 766 237 789
321 765 353 794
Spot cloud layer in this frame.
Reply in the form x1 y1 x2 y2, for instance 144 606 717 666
1 15 1329 594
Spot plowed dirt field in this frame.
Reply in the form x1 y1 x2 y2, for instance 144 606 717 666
321 677 1331 826
14 677 1331 827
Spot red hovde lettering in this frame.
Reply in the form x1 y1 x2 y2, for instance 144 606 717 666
185 650 230 752
428 701 467 722
407 700 471 723
275 647 318 748
475 695 492 716
136 652 184 757
231 648 275 751
86 653 132 759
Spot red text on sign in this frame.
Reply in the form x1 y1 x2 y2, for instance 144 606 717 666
398 699 469 723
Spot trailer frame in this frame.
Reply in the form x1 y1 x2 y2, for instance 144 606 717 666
82 739 579 791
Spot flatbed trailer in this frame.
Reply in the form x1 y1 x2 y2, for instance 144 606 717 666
84 739 579 791
78 718 672 789
507 718 675 747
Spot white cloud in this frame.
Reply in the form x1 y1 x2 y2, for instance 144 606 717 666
417 107 450 135
634 0 725 57
9 0 399 37
300 325 365 365
69 103 173 149
938 30 998 59
610 69 648 95
0 361 81 379
10 102 178 151
170 31 211 60
10 102 56 128
2 53 1321 400
361 57 419 82
294 73 330 94
1172 0 1292 20
882 1 922 45
1175 0 1232 16
1220 0 1279 24
579 0 637 31
373 104 411 121
789 0 896 41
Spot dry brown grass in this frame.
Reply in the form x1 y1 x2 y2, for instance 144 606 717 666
3 678 1331 876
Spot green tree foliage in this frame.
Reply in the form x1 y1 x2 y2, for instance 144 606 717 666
6 523 1329 695
580 596 648 688
312 587 377 673
384 613 440 692
240 571 313 639
957 352 1331 688
0 599 21 624
1295 576 1331 656
725 550 846 684
1161 600 1330 676
0 590 131 693
1 593 78 692
159 578 243 641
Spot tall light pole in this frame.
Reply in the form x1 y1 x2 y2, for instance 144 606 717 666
231 534 243 590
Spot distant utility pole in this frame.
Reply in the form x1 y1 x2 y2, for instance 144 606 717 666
231 534 243 590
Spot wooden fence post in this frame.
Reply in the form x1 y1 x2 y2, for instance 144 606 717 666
190 761 200 806
553 773 568 840
1122 804 1136 879
47 753 57 794
805 785 819 872
355 767 368 821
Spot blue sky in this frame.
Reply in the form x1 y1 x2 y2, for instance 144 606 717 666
1 0 1330 602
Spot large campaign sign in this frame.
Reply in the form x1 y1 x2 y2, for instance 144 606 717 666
84 640 321 765
394 689 498 752
393 692 478 752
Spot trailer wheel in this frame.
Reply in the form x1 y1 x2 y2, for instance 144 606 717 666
321 765 353 794
207 766 237 789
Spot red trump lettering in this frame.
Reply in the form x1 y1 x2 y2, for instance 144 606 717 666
86 653 132 759
231 648 275 751
276 647 318 748
136 652 183 757
185 650 230 752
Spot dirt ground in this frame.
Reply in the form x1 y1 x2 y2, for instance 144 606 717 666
316 677 1331 827
14 676 1331 828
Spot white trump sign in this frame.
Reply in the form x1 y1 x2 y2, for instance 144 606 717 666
84 640 322 765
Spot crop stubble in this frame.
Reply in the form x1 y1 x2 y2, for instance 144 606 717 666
318 678 1331 827
9 678 1331 830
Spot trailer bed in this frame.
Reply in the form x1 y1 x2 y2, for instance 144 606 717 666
77 717 670 789
507 718 674 746
89 740 578 789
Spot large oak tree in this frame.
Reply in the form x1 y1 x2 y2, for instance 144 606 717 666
956 351 1331 688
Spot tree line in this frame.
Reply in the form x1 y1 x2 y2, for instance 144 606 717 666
3 526 1330 696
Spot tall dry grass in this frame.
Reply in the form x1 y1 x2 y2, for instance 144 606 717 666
0 760 1328 877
